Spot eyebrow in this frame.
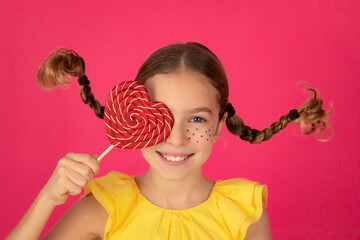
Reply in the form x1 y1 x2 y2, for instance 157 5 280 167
187 107 213 115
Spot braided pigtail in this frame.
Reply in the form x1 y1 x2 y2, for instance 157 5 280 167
37 48 105 119
226 82 333 144
77 75 105 119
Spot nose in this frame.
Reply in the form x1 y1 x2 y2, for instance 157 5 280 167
165 120 188 146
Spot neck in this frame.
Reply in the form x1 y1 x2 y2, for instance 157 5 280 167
135 168 214 210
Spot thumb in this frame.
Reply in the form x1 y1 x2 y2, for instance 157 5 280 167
92 154 100 175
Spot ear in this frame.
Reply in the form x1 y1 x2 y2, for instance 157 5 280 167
212 112 228 143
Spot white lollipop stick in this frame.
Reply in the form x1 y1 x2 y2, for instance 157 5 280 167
97 145 115 163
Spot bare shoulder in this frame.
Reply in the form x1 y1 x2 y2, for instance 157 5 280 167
244 207 272 240
43 193 108 240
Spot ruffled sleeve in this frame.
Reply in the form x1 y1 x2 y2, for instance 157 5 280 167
81 171 137 239
212 178 268 240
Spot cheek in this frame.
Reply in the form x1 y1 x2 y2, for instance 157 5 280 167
140 146 155 164
186 124 216 145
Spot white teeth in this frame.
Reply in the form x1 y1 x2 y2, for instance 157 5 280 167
161 154 191 162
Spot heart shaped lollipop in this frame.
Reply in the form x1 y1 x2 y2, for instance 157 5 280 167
97 81 173 162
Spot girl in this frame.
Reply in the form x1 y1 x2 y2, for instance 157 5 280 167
7 42 333 240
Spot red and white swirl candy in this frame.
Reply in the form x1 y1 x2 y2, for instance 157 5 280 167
97 81 173 162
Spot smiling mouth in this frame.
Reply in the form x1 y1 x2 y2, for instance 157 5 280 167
156 152 194 162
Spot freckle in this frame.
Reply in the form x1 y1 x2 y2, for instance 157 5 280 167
187 129 189 132
210 134 211 136
201 135 203 137
192 133 195 135
208 129 210 131
205 131 207 133
188 137 191 140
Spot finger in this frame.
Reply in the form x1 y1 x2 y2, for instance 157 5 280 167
65 153 100 174
92 155 100 173
61 157 94 180
65 168 90 187
64 175 83 196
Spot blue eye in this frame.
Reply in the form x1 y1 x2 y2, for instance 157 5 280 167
191 117 206 123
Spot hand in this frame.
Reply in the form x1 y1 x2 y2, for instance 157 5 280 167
39 153 100 206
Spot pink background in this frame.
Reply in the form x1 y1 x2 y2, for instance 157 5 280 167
1 0 359 239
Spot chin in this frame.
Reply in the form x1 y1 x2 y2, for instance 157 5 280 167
156 168 189 181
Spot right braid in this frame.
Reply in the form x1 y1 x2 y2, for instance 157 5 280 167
226 82 334 144
79 83 105 119
37 48 105 119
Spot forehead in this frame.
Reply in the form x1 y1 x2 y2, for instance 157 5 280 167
144 70 219 114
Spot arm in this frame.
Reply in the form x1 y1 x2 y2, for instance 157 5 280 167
42 193 108 240
6 192 56 240
6 153 101 240
6 193 108 240
244 207 272 240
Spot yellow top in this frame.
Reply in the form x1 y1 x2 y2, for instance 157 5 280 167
82 171 268 240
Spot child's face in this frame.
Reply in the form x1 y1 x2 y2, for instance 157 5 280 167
140 69 228 180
